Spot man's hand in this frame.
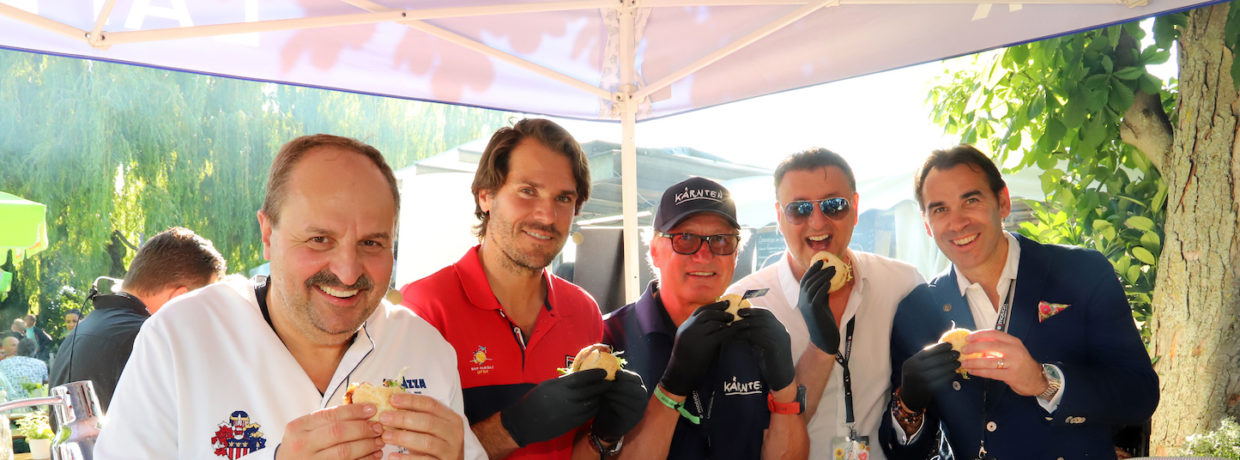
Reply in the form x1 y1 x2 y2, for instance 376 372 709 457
797 261 840 354
591 369 647 443
961 329 1047 396
900 342 959 412
380 393 466 460
735 308 795 391
276 404 384 460
660 300 739 397
500 368 610 447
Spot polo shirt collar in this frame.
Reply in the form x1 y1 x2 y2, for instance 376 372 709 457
456 245 556 313
633 281 676 337
91 292 151 317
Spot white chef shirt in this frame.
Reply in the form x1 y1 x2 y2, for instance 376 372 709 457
96 276 484 460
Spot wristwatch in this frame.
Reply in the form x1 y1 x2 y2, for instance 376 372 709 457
1038 363 1063 400
589 432 623 456
767 384 807 415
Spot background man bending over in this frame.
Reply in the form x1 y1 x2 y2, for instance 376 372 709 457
50 226 225 411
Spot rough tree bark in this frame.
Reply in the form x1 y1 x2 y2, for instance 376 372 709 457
1148 3 1240 453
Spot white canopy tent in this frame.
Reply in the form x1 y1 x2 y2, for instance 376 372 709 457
0 0 1219 301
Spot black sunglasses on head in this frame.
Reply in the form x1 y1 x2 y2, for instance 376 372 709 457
656 232 741 256
782 197 850 224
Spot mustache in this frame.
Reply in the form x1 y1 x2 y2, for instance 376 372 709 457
304 270 374 291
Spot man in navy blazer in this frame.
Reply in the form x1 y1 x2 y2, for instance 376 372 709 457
880 146 1158 459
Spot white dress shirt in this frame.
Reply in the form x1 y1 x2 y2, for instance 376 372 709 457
953 232 1064 413
729 251 924 460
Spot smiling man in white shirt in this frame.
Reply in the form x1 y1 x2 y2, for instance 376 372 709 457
97 134 484 460
728 148 924 460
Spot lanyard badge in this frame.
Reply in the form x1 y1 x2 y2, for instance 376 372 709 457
830 436 870 460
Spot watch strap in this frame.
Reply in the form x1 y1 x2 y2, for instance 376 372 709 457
767 384 806 415
589 430 623 457
1038 363 1063 400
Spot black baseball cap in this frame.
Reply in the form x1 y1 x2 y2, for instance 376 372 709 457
654 177 740 232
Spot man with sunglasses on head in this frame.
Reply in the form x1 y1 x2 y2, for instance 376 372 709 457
603 176 808 460
727 148 925 460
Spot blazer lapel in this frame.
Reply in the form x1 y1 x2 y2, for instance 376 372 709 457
930 269 977 331
1005 234 1048 342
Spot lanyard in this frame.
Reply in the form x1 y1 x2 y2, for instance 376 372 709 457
993 280 1016 333
977 281 1016 460
833 317 858 440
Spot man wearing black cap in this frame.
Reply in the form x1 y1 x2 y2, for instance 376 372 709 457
602 177 809 459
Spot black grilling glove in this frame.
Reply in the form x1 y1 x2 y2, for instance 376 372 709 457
736 307 795 391
659 300 738 397
590 369 647 443
797 261 840 354
899 342 960 412
501 368 610 447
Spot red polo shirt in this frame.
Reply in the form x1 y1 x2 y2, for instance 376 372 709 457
401 245 603 460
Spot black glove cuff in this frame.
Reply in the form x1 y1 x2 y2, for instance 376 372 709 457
658 374 690 398
768 370 795 393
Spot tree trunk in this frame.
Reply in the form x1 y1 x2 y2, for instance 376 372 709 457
1149 3 1240 454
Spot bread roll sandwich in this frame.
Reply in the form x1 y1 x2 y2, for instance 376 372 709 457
937 327 982 378
718 293 752 323
344 380 404 421
810 251 854 293
565 344 625 380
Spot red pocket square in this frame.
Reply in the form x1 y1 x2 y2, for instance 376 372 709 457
1038 301 1070 322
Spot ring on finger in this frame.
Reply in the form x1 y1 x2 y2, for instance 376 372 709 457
996 359 1006 370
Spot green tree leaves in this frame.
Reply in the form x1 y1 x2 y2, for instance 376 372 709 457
0 49 511 333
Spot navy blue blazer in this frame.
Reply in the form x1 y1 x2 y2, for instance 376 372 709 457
881 234 1158 460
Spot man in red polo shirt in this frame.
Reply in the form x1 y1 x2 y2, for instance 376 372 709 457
403 118 647 460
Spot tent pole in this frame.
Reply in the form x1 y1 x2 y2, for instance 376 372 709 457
619 0 641 303
90 0 118 41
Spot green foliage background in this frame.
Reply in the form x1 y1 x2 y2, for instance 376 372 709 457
0 49 512 336
928 19 1178 342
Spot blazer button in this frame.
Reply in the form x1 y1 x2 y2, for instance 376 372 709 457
952 381 961 391
943 304 952 312
986 421 997 432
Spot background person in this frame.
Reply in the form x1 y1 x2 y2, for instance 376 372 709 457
0 334 19 359
49 226 226 411
21 314 53 361
0 338 48 399
62 309 81 333
403 119 647 460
